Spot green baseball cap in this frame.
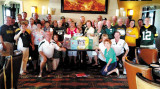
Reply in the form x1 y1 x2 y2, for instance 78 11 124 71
60 16 65 19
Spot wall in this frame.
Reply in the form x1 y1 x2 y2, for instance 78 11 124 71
0 0 49 26
22 0 49 19
0 2 4 25
48 0 119 22
155 9 160 49
118 0 160 26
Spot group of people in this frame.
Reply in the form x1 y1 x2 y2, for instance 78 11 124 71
0 12 158 77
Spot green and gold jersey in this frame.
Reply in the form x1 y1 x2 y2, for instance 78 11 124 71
140 25 158 45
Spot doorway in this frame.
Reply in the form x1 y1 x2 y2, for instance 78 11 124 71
2 2 20 24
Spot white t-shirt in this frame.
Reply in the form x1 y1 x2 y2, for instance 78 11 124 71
38 39 60 58
98 42 106 62
87 27 94 34
86 27 94 39
111 39 129 56
17 38 24 50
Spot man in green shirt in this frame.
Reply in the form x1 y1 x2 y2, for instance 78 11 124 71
101 20 116 39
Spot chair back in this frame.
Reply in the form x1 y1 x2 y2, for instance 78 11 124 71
0 50 22 89
136 73 160 89
125 61 153 89
136 48 158 65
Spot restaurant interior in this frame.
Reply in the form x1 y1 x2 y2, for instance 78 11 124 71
0 0 160 89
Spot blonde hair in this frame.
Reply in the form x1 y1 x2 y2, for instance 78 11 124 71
29 17 34 20
102 34 108 39
20 21 28 26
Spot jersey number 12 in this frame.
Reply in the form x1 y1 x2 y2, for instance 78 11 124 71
142 31 151 40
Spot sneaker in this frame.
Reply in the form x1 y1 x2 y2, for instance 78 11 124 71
38 74 42 77
98 65 101 68
123 69 127 75
21 72 26 75
116 68 119 76
38 72 42 77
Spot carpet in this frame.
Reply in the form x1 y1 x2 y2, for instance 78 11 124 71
17 65 129 89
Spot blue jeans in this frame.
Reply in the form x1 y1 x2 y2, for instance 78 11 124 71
101 62 117 76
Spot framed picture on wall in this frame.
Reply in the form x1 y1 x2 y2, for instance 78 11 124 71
61 0 108 14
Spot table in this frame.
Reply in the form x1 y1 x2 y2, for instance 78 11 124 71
67 49 97 64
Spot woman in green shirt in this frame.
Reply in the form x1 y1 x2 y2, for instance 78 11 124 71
99 39 119 76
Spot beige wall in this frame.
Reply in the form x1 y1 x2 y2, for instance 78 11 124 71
48 0 119 22
22 0 49 19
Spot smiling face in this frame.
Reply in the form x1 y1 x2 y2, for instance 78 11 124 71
70 22 75 28
104 41 111 48
29 18 34 24
80 16 85 23
45 22 50 28
138 20 143 27
41 19 45 25
112 16 117 22
37 24 41 29
144 18 150 26
22 12 27 19
20 24 27 32
58 20 63 27
54 35 58 41
5 17 12 25
130 21 135 28
47 14 52 21
86 21 91 28
33 13 38 20
114 32 121 40
44 31 52 40
106 20 111 27
118 18 123 26
17 15 22 22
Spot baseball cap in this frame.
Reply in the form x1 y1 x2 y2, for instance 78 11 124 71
60 16 65 19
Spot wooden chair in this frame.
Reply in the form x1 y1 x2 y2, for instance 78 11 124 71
124 61 153 89
0 50 22 89
136 73 160 89
135 48 158 65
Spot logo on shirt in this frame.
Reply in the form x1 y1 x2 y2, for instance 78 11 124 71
56 30 64 35
6 30 14 34
110 29 112 32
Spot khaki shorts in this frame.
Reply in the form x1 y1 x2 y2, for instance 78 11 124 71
39 56 54 71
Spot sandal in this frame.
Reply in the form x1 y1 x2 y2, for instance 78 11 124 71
92 64 98 66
